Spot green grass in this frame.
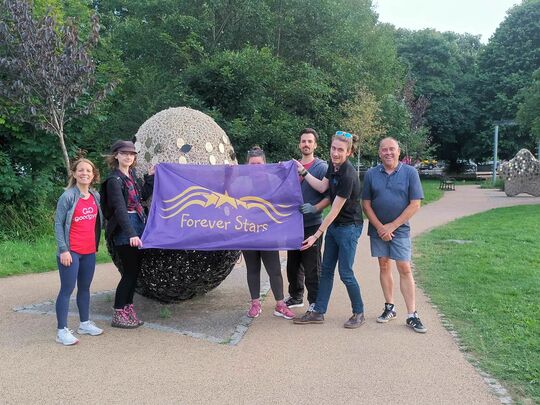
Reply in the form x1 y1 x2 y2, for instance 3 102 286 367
420 179 444 205
480 178 504 190
414 205 540 403
159 306 172 319
0 234 111 277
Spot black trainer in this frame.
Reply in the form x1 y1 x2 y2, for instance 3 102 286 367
284 296 304 308
377 303 397 323
406 312 427 333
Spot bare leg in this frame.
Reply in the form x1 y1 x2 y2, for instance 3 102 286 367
378 257 394 304
396 260 416 314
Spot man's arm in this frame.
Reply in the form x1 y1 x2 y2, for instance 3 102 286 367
303 171 329 194
313 197 331 212
295 159 329 193
362 199 392 241
364 200 421 240
390 200 421 230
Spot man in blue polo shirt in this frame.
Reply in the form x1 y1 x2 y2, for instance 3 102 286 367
362 137 427 333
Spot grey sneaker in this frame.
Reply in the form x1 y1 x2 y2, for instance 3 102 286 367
293 310 324 324
56 327 79 346
406 312 427 333
77 320 103 336
377 303 397 323
344 313 365 329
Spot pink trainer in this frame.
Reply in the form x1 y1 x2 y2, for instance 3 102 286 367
274 303 295 320
247 300 262 318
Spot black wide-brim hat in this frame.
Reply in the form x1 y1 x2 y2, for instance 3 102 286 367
110 140 136 154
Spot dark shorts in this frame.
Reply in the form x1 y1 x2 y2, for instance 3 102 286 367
370 237 411 261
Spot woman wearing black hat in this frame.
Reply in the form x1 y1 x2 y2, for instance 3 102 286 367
102 140 155 328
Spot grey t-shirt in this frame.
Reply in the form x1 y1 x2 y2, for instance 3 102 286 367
361 163 423 238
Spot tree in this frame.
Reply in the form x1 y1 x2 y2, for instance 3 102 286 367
340 86 385 160
91 0 206 144
379 93 432 161
517 68 540 143
396 29 482 163
185 46 334 162
403 79 429 133
475 0 540 158
477 0 540 119
0 0 114 175
91 0 405 161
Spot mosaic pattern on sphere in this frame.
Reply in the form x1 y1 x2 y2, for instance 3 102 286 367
110 107 241 302
499 149 540 197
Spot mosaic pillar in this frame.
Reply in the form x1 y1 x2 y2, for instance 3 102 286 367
109 107 241 302
499 149 540 197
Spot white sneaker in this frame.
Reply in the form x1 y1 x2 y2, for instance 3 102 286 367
77 321 103 336
56 328 79 346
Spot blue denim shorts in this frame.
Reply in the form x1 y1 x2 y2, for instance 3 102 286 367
370 236 411 261
113 213 145 246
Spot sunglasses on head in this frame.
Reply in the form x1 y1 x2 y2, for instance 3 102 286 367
247 149 264 157
335 131 352 139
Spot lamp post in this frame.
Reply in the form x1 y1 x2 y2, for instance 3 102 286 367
492 120 516 184
492 125 499 184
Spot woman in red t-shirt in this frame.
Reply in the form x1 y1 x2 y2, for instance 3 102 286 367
53 158 104 345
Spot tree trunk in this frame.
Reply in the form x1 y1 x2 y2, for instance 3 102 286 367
275 0 283 57
57 130 70 178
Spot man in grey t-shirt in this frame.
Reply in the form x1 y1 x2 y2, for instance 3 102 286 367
286 128 329 311
362 137 427 333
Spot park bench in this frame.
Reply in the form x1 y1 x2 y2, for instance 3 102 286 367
439 177 455 191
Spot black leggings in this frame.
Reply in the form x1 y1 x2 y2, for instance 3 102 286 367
242 250 284 301
114 245 142 309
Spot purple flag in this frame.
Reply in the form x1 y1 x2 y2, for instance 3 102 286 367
141 161 304 250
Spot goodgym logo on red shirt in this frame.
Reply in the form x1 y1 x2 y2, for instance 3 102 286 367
70 196 98 254
73 203 98 222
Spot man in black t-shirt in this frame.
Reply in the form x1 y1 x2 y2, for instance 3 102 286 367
293 131 366 329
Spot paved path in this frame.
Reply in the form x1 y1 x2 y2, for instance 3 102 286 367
1 185 538 404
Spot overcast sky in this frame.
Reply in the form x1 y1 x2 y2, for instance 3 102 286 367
374 0 522 43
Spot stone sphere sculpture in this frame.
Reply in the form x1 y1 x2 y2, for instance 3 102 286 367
499 149 540 197
108 107 241 302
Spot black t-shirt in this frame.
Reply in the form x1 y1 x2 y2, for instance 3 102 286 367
325 160 363 225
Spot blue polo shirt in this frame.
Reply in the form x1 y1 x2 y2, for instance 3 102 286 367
361 163 423 238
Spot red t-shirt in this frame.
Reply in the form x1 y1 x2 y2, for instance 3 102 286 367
300 159 315 182
69 195 98 254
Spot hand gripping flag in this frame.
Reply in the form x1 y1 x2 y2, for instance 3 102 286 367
141 161 304 250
